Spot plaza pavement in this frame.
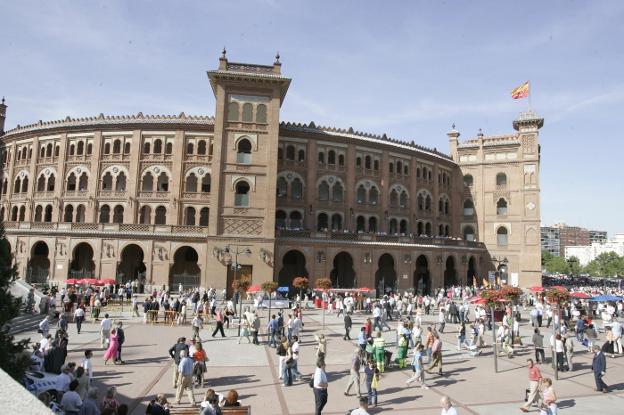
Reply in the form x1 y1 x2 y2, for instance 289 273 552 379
16 302 624 414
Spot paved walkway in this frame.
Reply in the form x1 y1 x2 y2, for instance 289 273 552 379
17 304 624 414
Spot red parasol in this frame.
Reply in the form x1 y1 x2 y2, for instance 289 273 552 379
529 286 545 293
570 292 591 299
101 278 117 285
65 279 79 284
246 284 262 293
357 287 373 292
79 278 99 285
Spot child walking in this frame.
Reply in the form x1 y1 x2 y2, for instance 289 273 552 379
364 360 380 406
405 343 428 389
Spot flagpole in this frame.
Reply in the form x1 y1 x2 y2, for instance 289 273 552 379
528 80 533 111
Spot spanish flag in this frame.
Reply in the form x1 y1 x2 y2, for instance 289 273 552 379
511 81 529 99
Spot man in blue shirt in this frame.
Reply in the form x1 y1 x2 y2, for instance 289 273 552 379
175 350 196 405
267 315 279 348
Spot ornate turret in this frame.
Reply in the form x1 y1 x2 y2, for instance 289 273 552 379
447 123 460 161
513 110 544 132
0 97 7 135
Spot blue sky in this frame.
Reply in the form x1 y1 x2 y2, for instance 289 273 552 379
1 1 623 234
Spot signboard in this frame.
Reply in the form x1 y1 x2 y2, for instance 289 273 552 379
488 271 496 285
511 272 519 287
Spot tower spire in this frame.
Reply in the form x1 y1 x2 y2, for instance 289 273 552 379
0 96 7 135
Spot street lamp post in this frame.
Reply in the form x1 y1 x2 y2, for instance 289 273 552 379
224 245 252 337
489 256 508 374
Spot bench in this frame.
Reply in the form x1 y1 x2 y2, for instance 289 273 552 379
169 405 250 415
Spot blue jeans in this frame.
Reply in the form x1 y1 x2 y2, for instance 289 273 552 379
366 382 377 405
269 331 277 347
282 364 292 385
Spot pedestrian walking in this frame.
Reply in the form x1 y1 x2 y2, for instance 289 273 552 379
405 343 428 389
211 308 226 337
192 314 204 341
372 331 386 372
168 337 189 388
267 315 279 347
344 313 352 340
175 350 196 406
520 359 542 412
100 314 112 349
425 334 443 376
440 396 458 415
344 348 361 397
532 328 545 364
540 378 557 414
74 306 85 334
591 345 608 393
115 322 125 364
312 362 328 415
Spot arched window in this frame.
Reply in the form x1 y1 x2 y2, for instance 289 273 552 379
99 205 110 223
76 205 86 223
37 175 46 192
404 165 409 175
236 139 252 164
290 211 302 229
115 172 126 191
46 143 53 157
291 178 303 199
277 177 288 198
187 142 194 155
396 161 403 175
275 210 287 228
286 145 295 160
40 147 46 158
185 207 196 226
143 142 151 154
242 103 253 122
124 142 131 154
199 207 209 226
44 205 53 222
104 142 110 154
165 142 173 154
102 172 113 190
416 167 421 178
78 173 88 191
21 177 28 193
356 157 362 168
317 213 328 231
1 178 6 195
445 225 450 237
298 149 305 161
368 217 378 233
496 198 508 215
76 141 84 155
389 163 394 174
63 205 74 222
369 187 379 205
153 139 162 154
112 205 124 223
197 140 206 155
338 154 345 166
11 206 18 221
417 194 424 211
400 219 408 235
497 226 508 245
364 155 371 169
318 152 325 164
400 191 408 207
439 224 444 236
86 143 92 155
156 172 169 192
66 173 76 191
357 185 366 203
425 195 431 211
463 199 474 216
18 206 25 221
235 181 250 207
374 159 379 171
34 205 43 222
463 225 475 241
142 172 154 192
496 173 507 186
331 213 342 231
390 189 399 207
47 174 55 192
389 218 398 234
425 222 432 236
428 170 432 181
356 216 366 232
155 206 167 224
439 198 444 214
139 205 151 224
186 173 198 192
201 174 211 193
332 182 343 202
256 104 267 123
69 144 75 156
227 102 239 121
444 200 450 215
318 181 329 201
327 150 336 165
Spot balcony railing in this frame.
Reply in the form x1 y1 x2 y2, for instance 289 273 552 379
138 191 171 199
3 221 210 235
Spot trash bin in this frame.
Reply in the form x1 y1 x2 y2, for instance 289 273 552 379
384 350 393 368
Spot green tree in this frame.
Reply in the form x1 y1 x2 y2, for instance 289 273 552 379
541 250 553 267
0 224 30 380
584 252 624 277
545 256 569 274
567 256 582 276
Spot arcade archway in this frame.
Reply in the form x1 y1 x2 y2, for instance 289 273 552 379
375 253 396 296
467 256 477 286
278 250 309 288
28 241 50 283
169 246 201 290
330 252 356 288
413 255 431 295
70 242 95 278
118 244 146 284
444 256 458 287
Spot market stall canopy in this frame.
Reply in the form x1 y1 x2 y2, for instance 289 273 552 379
65 279 79 285
277 286 289 293
246 284 262 293
529 286 545 293
79 278 100 285
569 292 591 299
100 278 117 285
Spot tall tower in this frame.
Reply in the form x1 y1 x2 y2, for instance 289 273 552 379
0 97 7 135
453 110 543 287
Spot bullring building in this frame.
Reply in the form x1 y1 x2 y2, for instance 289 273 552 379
0 53 544 294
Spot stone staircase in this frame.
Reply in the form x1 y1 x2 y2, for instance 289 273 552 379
3 279 56 337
